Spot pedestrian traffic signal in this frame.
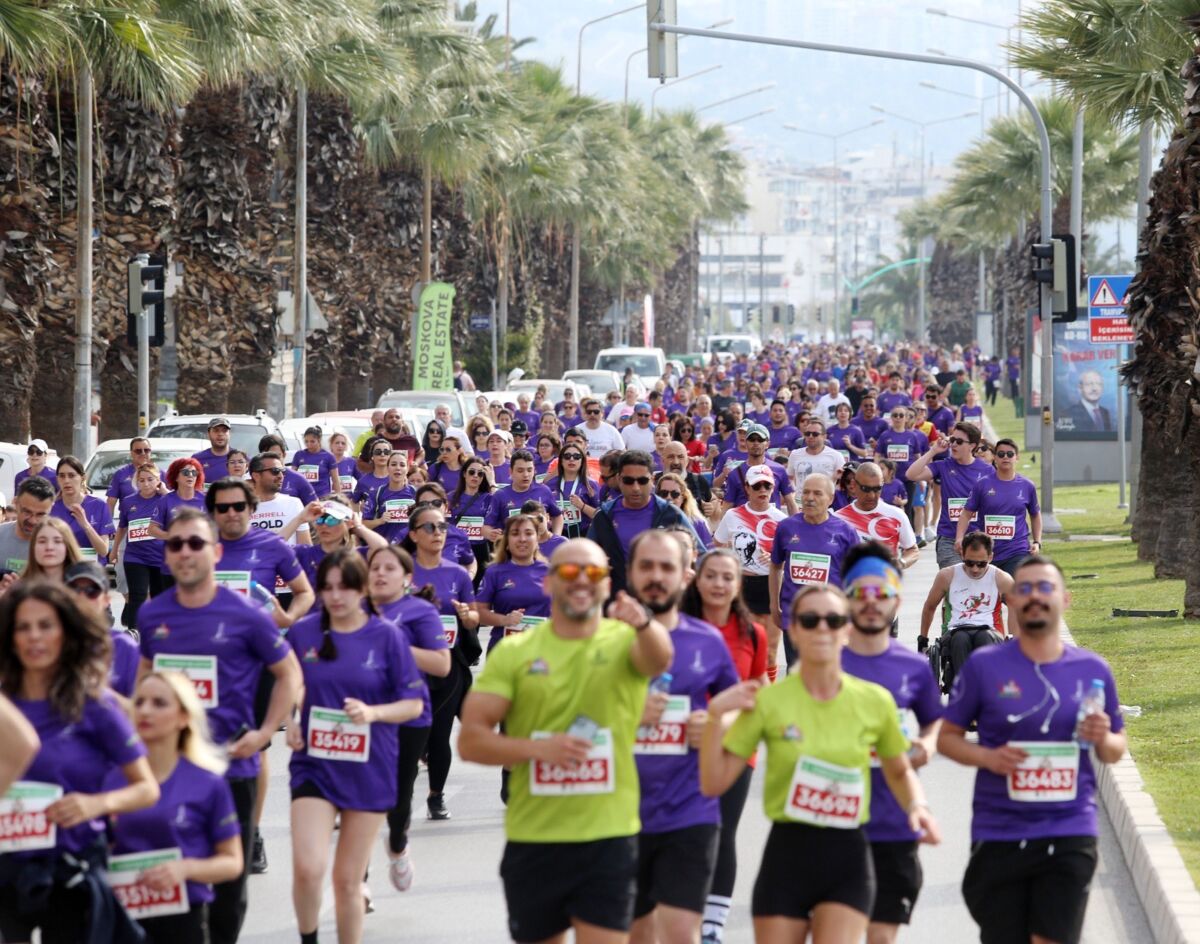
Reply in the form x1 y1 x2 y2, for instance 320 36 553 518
1031 234 1078 323
771 305 781 323
127 252 167 347
646 0 678 79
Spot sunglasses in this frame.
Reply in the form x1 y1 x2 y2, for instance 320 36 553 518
373 448 392 456
551 562 610 583
948 438 971 447
586 409 602 415
996 450 1017 459
636 412 650 418
890 413 906 419
132 448 151 455
657 490 682 500
439 446 456 453
27 449 44 456
315 515 346 527
414 522 448 535
165 535 210 552
418 498 446 509
925 394 939 399
1015 580 1056 596
846 584 899 601
465 469 485 477
803 431 823 438
561 453 584 462
179 468 198 477
749 481 773 491
213 501 248 513
794 612 850 630
622 475 652 486
963 559 989 570
68 581 104 600
855 483 882 493
258 467 284 476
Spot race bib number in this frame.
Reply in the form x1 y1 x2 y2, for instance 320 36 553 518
307 707 370 763
886 444 910 462
339 476 355 493
984 515 1016 541
439 614 458 648
78 547 98 561
153 654 218 708
108 848 188 920
725 459 745 472
530 728 615 795
535 473 548 484
4 557 25 572
838 449 850 461
634 695 689 756
506 614 546 637
214 570 251 596
947 497 970 522
299 464 320 483
385 499 414 523
0 781 61 852
559 499 581 526
789 552 831 586
1007 741 1079 802
128 517 153 543
785 756 864 828
459 516 484 541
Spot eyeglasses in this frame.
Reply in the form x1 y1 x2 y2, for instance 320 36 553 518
414 522 448 534
657 490 681 500
561 453 584 462
1015 580 1056 596
315 515 345 527
418 498 446 509
794 612 850 630
963 559 989 570
213 501 248 513
68 581 104 599
995 450 1017 459
846 585 898 601
586 409 602 416
465 468 485 477
372 449 392 457
439 446 456 453
165 535 210 553
551 562 609 583
804 431 823 438
179 468 198 477
622 475 652 486
132 448 151 455
749 481 774 491
855 483 882 493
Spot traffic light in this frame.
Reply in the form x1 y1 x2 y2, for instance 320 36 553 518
771 304 781 323
1031 233 1078 323
646 0 678 79
787 304 795 325
816 305 823 323
127 252 166 347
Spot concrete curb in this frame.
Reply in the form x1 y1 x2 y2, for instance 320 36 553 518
981 404 1200 942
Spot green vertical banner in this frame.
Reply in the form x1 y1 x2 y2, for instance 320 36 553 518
413 282 456 391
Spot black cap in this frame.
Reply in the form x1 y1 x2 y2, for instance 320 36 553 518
511 420 528 435
65 561 108 591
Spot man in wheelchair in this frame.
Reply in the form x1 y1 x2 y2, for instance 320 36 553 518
917 532 1014 693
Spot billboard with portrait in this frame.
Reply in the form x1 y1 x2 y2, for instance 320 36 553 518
1052 319 1120 441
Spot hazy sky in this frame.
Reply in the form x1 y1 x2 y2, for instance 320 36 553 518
471 0 1138 260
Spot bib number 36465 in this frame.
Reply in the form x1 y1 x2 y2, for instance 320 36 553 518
530 728 615 795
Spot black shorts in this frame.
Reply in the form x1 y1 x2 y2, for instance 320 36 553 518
962 836 1097 944
752 822 874 919
290 780 340 809
742 574 771 616
870 840 922 925
634 824 720 917
501 836 637 943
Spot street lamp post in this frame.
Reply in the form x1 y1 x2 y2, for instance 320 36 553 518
697 82 776 114
625 19 732 120
870 104 978 342
925 8 1014 112
650 64 723 115
783 119 883 341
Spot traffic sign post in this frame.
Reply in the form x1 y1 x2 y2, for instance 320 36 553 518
1087 274 1134 345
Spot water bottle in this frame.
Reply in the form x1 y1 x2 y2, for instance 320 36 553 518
248 581 277 612
1075 679 1106 746
650 673 673 696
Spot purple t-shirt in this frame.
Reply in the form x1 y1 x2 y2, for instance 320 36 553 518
352 473 389 507
874 429 924 481
539 534 567 558
294 543 368 588
882 479 908 506
118 492 166 567
139 586 290 779
984 362 1001 383
412 560 475 658
106 464 138 504
964 474 1040 562
945 643 1123 842
110 628 141 698
842 642 943 841
430 463 461 496
607 500 656 557
637 614 740 833
288 614 424 811
191 448 234 489
827 424 867 458
376 595 449 727
851 416 889 442
450 490 494 542
12 693 145 855
960 405 984 423
714 449 749 476
1006 356 1021 380
768 425 801 452
51 495 115 563
218 527 303 594
334 458 358 496
876 391 912 414
291 448 338 498
106 757 240 904
489 462 512 486
930 457 996 539
279 468 319 506
722 459 792 508
485 483 562 529
477 560 551 651
15 467 57 492
363 484 418 543
545 476 601 536
770 514 862 616
928 405 957 435
153 491 206 529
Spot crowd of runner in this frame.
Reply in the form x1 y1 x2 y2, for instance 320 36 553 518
0 338 1126 944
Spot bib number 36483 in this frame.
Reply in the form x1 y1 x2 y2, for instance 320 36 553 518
530 729 615 795
307 707 370 763
1006 741 1079 802
785 756 864 828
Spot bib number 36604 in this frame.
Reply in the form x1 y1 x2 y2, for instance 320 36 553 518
530 728 614 795
785 756 864 828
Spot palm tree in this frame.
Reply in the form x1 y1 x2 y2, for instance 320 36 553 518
859 249 921 340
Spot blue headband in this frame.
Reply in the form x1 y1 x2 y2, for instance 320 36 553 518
844 555 901 590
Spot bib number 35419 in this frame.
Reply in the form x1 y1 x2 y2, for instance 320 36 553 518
307 707 371 763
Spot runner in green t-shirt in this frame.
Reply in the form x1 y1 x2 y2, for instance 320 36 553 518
459 537 673 944
699 584 940 943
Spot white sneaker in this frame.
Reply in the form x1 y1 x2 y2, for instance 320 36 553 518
362 880 375 914
387 845 414 892
923 526 937 542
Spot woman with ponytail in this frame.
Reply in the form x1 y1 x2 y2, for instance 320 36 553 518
285 550 425 944
106 671 243 943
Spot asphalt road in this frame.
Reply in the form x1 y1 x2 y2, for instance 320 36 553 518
226 547 1154 944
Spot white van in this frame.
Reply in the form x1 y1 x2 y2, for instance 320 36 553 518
704 334 762 358
593 347 667 385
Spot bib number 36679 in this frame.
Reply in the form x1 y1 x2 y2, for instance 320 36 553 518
634 695 689 755
785 756 864 828
530 729 615 795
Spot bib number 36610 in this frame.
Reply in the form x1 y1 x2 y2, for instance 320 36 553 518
785 756 863 828
530 728 615 795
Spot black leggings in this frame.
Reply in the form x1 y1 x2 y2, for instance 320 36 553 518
140 903 210 944
388 724 432 853
427 661 469 795
123 560 168 628
711 766 754 898
210 776 256 944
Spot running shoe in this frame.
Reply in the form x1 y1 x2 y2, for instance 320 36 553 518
387 844 415 892
250 829 268 874
362 881 374 914
922 526 937 542
427 794 451 820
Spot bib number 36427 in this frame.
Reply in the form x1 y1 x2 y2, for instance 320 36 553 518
1006 741 1079 802
530 728 615 795
785 756 864 828
307 707 370 763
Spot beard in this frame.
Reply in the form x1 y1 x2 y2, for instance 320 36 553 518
852 618 890 635
562 598 602 621
635 584 682 615
1019 602 1053 633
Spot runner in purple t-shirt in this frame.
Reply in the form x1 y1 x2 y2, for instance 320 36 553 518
289 427 341 498
939 555 1126 944
475 514 551 652
191 417 235 490
958 439 1041 575
906 422 994 569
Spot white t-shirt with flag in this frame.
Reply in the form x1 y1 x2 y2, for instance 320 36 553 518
714 503 787 577
835 500 916 557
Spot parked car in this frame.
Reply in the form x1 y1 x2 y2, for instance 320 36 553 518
505 379 592 404
704 333 762 357
147 410 281 456
375 389 473 428
0 442 59 505
84 438 209 492
561 370 623 396
593 346 667 382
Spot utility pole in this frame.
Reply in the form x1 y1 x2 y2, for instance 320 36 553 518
759 233 766 344
293 81 308 418
73 64 94 459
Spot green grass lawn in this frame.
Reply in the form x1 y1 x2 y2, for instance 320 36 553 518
1052 540 1200 887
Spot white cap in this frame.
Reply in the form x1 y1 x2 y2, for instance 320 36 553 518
27 439 48 452
488 429 513 445
746 465 776 487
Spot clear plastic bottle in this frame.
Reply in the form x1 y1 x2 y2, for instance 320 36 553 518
1075 678 1106 746
649 672 674 696
248 580 277 612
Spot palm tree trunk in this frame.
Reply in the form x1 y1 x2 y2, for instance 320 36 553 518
1133 425 1168 560
421 158 432 285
